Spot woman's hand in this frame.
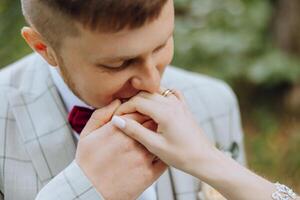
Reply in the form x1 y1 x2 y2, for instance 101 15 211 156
113 90 218 177
112 91 300 200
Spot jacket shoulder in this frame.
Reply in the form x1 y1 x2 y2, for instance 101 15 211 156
0 53 46 90
0 54 41 137
163 66 238 117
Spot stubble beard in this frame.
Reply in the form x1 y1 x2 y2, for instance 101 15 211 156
58 59 89 106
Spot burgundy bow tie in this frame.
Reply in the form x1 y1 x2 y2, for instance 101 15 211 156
68 106 95 134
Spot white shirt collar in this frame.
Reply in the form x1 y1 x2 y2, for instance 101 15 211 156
49 65 94 113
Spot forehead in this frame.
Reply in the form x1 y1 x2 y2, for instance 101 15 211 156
62 0 174 62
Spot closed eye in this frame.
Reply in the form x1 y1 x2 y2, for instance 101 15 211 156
154 41 168 53
94 37 170 71
97 59 134 71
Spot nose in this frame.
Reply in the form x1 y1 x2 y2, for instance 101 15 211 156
131 58 161 94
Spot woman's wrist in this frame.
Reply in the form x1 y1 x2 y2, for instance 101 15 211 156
191 148 230 183
182 145 221 181
192 149 277 200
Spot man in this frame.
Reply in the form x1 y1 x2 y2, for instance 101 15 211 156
0 0 246 199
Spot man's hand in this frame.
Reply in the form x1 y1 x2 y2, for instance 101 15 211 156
75 100 166 200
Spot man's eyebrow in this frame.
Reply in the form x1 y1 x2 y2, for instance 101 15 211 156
98 29 174 63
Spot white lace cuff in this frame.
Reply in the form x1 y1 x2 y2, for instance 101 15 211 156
271 182 297 200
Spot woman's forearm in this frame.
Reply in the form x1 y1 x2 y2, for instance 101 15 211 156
112 90 299 200
192 149 298 200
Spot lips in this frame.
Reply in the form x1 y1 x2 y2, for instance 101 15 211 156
113 81 140 103
120 98 131 103
117 92 138 103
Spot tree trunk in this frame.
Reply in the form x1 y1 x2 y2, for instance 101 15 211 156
272 0 300 113
272 0 300 56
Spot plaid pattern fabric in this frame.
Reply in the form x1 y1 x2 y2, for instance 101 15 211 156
0 53 246 200
36 161 103 200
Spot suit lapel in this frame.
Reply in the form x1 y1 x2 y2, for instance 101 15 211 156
8 55 76 184
157 167 201 200
6 54 202 198
156 168 176 200
170 168 201 200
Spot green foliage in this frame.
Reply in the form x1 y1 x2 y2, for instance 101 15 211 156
1 0 300 87
0 0 299 192
173 0 300 86
245 116 300 191
0 0 31 67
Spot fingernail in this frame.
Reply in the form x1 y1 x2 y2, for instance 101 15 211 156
112 116 126 129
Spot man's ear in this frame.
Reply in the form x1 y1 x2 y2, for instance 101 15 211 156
21 26 58 67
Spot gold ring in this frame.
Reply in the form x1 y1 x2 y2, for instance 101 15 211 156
161 89 174 97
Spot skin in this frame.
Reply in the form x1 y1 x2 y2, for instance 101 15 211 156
112 91 300 200
21 0 174 199
76 100 167 200
22 0 298 198
21 0 175 108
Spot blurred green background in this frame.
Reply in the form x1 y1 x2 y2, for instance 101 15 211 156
1 0 300 193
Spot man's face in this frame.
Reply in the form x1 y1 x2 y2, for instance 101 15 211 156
56 0 175 108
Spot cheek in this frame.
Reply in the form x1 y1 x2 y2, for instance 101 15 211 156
58 54 130 107
65 63 120 96
86 71 127 93
80 71 131 105
157 39 174 71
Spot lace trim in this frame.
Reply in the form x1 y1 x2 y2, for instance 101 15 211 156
271 182 297 200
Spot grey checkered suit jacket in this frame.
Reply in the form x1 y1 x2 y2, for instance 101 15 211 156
0 53 246 200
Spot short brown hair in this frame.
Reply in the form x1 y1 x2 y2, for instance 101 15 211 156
21 0 168 49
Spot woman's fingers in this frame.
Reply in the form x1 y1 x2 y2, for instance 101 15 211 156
81 99 121 138
123 113 150 124
171 89 188 106
111 116 162 153
115 96 164 123
114 88 183 123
